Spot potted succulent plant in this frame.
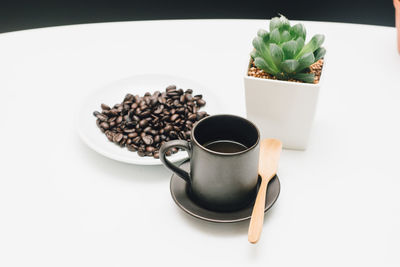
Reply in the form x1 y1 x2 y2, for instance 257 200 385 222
395 0 400 53
244 15 326 150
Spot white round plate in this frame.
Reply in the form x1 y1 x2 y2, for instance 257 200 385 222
76 74 222 165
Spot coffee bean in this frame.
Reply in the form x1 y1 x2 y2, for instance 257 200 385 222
197 111 207 120
96 114 108 122
188 113 197 121
113 133 123 143
166 85 176 91
139 119 148 127
132 136 141 144
169 131 178 138
123 128 135 133
178 131 186 140
197 99 206 107
170 114 179 121
105 131 114 141
128 132 138 138
142 135 153 145
101 103 111 110
124 94 134 102
146 146 155 153
116 116 123 124
100 122 109 129
164 125 172 133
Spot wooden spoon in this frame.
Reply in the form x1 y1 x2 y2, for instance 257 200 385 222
248 138 282 244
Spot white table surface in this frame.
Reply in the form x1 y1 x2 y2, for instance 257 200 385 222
1 19 399 267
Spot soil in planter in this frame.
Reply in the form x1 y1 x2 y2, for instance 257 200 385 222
248 58 324 84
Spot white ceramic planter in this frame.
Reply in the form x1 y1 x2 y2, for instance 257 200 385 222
244 60 325 150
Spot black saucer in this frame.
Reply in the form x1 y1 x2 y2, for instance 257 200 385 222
170 160 280 223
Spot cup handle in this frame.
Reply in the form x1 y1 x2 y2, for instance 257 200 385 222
159 140 192 183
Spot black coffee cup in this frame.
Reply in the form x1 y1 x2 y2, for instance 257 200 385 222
160 114 260 212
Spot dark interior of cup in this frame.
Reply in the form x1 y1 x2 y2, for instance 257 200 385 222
193 115 259 152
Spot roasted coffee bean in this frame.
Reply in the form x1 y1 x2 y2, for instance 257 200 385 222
197 111 207 120
123 128 135 133
128 132 138 138
127 144 137 151
100 122 109 129
105 131 114 141
197 99 206 107
132 136 141 144
96 114 108 122
139 119 148 127
178 131 186 140
188 113 197 121
116 116 123 124
164 125 172 133
185 94 193 101
124 94 134 102
166 85 176 91
169 131 178 138
143 127 152 133
126 121 137 128
142 135 153 145
170 114 179 121
113 133 123 143
137 150 146 157
140 110 151 118
146 146 155 153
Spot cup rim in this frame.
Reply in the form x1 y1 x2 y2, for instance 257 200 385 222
191 114 260 156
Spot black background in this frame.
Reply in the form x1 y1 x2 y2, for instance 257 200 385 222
0 0 396 33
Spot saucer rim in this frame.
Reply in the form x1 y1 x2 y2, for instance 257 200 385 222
169 161 280 223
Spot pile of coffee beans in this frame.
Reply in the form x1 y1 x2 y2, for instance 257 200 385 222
93 85 208 158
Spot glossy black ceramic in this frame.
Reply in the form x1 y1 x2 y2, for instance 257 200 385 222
170 160 280 223
160 114 260 212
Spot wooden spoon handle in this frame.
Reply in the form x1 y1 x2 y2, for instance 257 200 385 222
248 180 268 244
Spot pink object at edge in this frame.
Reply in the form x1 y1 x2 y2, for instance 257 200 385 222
395 0 400 53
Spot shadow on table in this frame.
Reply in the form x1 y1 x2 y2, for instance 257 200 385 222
76 138 173 184
175 204 278 238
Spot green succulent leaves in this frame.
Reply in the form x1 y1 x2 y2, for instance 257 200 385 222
251 15 326 83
